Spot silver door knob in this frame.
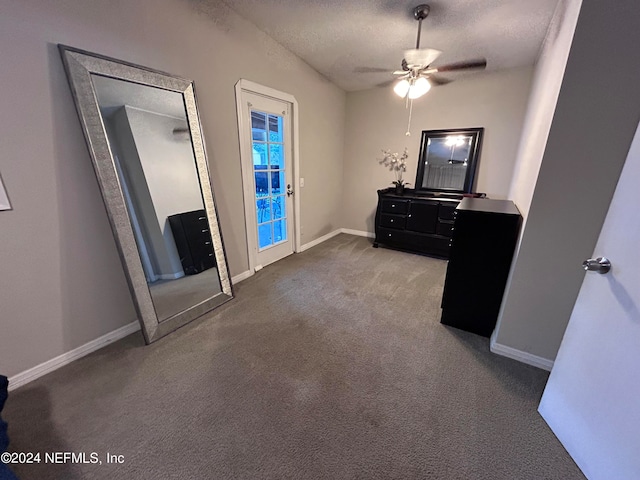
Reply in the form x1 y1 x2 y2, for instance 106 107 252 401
582 257 611 274
287 184 294 197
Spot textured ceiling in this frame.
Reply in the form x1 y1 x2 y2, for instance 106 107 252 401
223 0 560 91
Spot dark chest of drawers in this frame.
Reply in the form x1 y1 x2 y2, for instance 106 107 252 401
168 209 216 275
440 198 521 337
374 188 460 259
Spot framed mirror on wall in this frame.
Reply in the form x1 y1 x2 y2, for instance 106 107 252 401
415 128 484 194
59 45 233 343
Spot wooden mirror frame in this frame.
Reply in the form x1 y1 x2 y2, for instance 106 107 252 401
415 127 484 194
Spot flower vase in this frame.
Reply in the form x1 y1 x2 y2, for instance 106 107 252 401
394 183 405 195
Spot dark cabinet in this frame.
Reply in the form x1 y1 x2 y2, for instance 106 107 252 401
440 198 521 337
374 188 460 259
168 209 216 275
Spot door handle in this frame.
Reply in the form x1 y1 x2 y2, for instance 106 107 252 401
286 184 294 197
582 257 611 274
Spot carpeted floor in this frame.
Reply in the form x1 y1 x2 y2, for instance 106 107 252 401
4 234 584 479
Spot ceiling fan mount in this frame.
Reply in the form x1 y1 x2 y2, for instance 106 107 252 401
413 4 430 21
391 3 487 99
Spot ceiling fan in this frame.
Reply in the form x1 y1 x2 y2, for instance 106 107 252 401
392 4 487 100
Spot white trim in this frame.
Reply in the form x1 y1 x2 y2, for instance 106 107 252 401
490 339 554 371
158 271 185 281
234 79 301 275
7 268 255 391
4 229 385 391
7 321 141 391
300 229 342 252
299 228 375 252
341 228 375 239
231 269 253 284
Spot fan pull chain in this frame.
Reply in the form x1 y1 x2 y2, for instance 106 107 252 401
405 98 414 136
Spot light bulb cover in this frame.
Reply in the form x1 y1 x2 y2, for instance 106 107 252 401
408 77 431 99
393 79 411 98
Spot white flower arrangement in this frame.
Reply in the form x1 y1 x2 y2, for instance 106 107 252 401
379 148 410 187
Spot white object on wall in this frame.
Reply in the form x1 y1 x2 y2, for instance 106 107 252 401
0 175 11 211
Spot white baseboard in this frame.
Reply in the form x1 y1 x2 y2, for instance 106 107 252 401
341 228 375 238
6 230 378 391
231 269 253 284
300 229 342 252
9 270 254 391
158 271 184 281
299 228 374 253
8 321 141 391
490 340 554 371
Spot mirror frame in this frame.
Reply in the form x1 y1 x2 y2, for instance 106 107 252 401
59 45 233 343
414 127 484 194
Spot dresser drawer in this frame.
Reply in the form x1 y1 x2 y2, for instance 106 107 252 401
179 209 209 232
377 227 408 245
406 200 438 233
436 220 455 238
438 203 458 221
379 213 406 230
381 198 410 215
377 227 450 257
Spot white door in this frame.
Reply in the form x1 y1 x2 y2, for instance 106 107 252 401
239 91 295 269
538 121 640 479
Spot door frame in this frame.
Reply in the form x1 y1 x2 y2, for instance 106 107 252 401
235 79 301 273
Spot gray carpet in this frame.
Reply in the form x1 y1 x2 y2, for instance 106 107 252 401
4 234 584 479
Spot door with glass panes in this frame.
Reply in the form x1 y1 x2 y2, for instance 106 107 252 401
244 93 294 267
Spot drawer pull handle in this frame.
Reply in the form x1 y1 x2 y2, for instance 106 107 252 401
388 233 392 237
205 241 211 245
201 229 209 233
408 214 412 218
208 253 214 257
391 204 395 207
198 216 206 220
390 219 394 222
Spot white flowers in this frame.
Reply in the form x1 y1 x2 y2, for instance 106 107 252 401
379 148 409 186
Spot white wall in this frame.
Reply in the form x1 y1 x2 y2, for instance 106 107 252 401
126 106 204 275
342 67 533 233
0 0 345 378
493 0 640 362
508 0 582 217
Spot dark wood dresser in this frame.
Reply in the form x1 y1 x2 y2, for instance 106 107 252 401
440 198 521 337
168 209 216 275
373 188 461 259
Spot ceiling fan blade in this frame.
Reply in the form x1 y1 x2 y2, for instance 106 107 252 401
354 67 394 74
403 48 442 68
423 58 487 75
376 79 397 88
393 70 410 76
426 75 452 86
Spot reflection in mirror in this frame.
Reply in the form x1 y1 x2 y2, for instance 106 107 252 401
59 46 233 343
92 76 222 322
415 128 483 194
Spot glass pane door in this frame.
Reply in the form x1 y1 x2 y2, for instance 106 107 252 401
251 110 288 251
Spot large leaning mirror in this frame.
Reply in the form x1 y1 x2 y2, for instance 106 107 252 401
59 45 233 343
415 127 484 194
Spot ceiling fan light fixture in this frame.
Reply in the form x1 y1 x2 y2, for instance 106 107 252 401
394 79 411 97
408 76 431 99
